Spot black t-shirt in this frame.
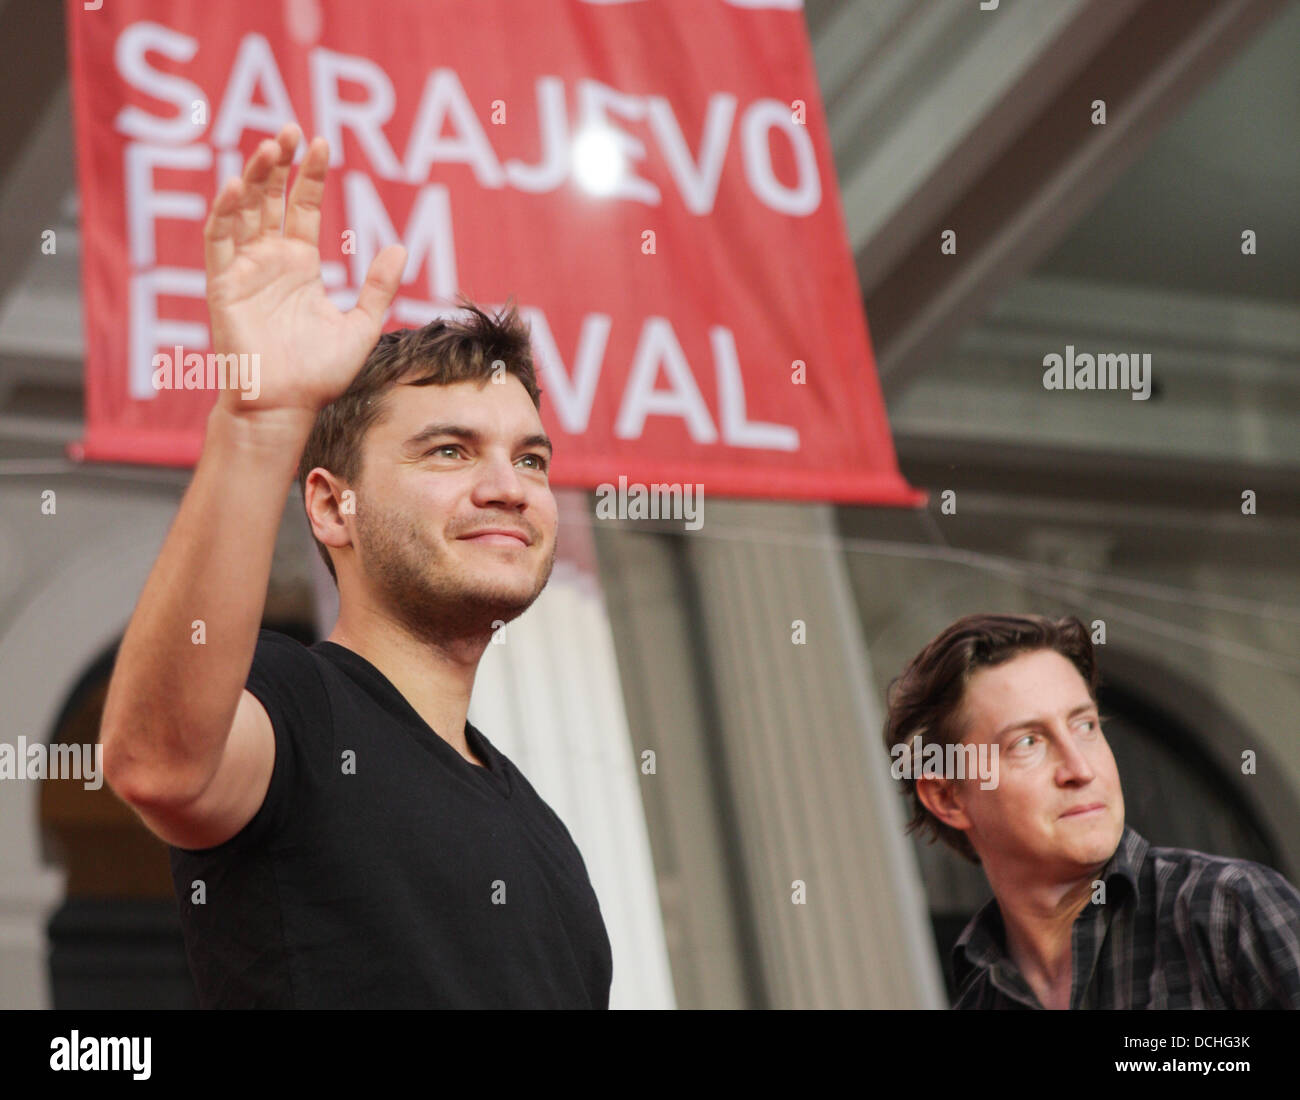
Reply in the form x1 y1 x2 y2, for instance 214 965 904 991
168 629 613 1008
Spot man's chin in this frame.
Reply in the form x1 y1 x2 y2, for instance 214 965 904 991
453 577 548 622
1052 814 1124 867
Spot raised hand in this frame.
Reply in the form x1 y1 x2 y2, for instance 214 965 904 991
204 123 407 417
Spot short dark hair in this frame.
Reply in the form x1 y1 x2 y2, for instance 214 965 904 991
882 613 1099 863
297 293 542 584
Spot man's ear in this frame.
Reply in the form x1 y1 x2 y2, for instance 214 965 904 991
916 774 972 834
303 468 354 554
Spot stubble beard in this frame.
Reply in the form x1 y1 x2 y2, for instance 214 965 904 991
355 501 556 646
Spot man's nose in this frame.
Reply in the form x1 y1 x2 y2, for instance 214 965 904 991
471 452 527 507
1054 726 1096 784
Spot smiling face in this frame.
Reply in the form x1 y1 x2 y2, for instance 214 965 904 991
337 375 558 641
927 648 1125 880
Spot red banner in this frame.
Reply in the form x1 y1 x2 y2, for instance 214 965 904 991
65 0 922 505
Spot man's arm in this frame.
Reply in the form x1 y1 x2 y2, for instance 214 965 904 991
100 124 405 849
101 406 309 849
1213 865 1300 1009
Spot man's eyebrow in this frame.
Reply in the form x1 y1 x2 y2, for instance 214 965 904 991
403 423 553 456
993 701 1098 740
518 433 553 456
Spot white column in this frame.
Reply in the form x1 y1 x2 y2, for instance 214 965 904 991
469 490 677 1009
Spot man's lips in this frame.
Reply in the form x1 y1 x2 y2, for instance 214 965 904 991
458 528 531 547
1060 802 1106 818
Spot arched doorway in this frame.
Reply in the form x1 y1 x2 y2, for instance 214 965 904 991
41 620 317 1008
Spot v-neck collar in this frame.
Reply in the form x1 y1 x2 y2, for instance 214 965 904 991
952 828 1144 1007
313 640 512 798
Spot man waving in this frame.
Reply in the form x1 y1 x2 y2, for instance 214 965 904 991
101 124 612 1008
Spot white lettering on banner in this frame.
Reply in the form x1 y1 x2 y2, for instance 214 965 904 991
518 308 612 435
212 33 300 148
125 141 210 266
111 22 806 447
114 28 822 212
404 69 506 187
113 22 204 143
397 302 798 449
341 173 459 303
617 317 718 442
576 81 660 204
612 318 798 447
308 46 404 177
503 76 570 193
646 93 737 215
741 99 820 215
129 269 208 399
711 325 799 449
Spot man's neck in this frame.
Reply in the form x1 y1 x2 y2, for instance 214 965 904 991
983 859 1102 1010
325 603 491 766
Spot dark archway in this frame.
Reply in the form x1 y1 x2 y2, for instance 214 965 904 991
1097 679 1279 869
41 620 317 1008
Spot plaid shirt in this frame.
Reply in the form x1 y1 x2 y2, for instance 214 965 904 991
952 826 1300 1008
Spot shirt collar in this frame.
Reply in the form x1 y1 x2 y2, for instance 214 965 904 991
1104 824 1147 905
951 825 1148 989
